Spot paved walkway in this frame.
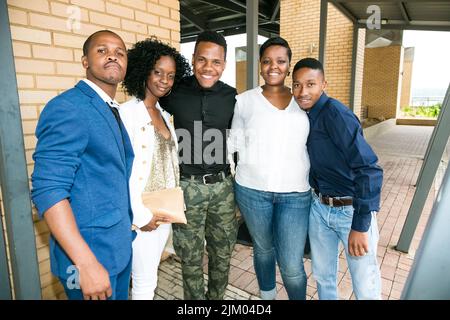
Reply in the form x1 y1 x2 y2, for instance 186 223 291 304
154 124 449 300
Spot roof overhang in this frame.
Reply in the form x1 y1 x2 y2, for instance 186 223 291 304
330 1 450 31
180 0 280 43
180 1 450 43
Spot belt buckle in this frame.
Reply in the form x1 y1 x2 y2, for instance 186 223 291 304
318 192 333 207
328 197 334 207
202 173 213 184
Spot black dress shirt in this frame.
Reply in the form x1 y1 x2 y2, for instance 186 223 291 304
160 75 237 176
307 93 383 232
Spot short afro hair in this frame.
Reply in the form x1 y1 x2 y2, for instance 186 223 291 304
82 30 123 56
293 58 325 77
194 30 227 60
123 38 191 100
259 37 292 62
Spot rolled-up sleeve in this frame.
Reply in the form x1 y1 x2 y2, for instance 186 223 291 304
325 109 383 232
31 99 88 217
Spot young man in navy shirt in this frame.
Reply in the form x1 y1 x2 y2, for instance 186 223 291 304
292 58 383 300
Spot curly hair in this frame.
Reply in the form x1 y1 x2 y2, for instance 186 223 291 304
123 38 191 100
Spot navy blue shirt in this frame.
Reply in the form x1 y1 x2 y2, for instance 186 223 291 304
306 93 383 232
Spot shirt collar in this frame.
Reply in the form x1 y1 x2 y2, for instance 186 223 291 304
137 99 166 128
82 79 120 109
307 92 328 121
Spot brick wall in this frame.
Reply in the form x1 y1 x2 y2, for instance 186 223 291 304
324 4 353 108
280 0 365 118
400 47 414 108
362 45 403 119
6 0 181 300
281 0 320 79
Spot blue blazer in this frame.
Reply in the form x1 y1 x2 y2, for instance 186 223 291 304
31 80 134 278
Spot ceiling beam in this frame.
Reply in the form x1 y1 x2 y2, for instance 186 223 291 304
334 0 450 2
181 26 278 43
399 1 411 24
205 12 243 22
196 0 271 20
196 0 245 15
208 18 246 31
270 0 280 23
181 18 246 37
181 18 280 39
356 22 450 32
229 0 273 20
180 4 206 31
358 19 450 26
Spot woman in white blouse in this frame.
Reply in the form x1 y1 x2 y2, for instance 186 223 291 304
120 39 190 299
228 37 311 300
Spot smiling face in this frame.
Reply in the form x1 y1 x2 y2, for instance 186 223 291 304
81 32 127 91
260 45 290 86
192 41 226 89
292 67 327 111
145 55 176 99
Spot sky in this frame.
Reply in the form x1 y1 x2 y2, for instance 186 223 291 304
403 30 450 97
182 30 450 98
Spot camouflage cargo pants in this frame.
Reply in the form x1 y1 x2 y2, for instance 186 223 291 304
172 175 238 300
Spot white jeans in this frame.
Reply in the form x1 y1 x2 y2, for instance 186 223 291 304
131 224 171 300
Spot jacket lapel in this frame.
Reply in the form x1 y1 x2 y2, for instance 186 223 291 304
76 81 126 165
121 121 134 179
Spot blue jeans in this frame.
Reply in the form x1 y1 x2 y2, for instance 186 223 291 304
234 183 311 300
60 256 132 300
309 191 381 300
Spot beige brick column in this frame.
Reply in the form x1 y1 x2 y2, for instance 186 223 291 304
362 45 403 119
352 28 366 118
7 0 181 299
400 47 414 108
280 0 365 118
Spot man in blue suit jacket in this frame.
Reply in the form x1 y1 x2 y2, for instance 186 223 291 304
31 30 134 300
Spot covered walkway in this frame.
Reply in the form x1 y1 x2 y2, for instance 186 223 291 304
154 124 449 300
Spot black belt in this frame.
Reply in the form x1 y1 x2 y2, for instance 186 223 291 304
314 189 353 207
181 170 230 185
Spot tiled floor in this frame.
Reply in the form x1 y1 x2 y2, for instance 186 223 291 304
155 125 449 300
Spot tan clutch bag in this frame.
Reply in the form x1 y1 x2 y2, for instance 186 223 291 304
141 187 187 224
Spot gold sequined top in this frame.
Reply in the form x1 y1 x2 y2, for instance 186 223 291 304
144 127 179 192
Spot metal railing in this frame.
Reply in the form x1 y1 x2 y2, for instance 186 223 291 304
411 96 444 107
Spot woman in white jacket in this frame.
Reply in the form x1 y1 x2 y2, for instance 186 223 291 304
120 39 190 299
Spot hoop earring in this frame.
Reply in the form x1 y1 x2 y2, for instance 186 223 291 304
163 89 172 97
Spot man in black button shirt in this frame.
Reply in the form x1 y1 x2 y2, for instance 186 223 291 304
159 31 238 300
